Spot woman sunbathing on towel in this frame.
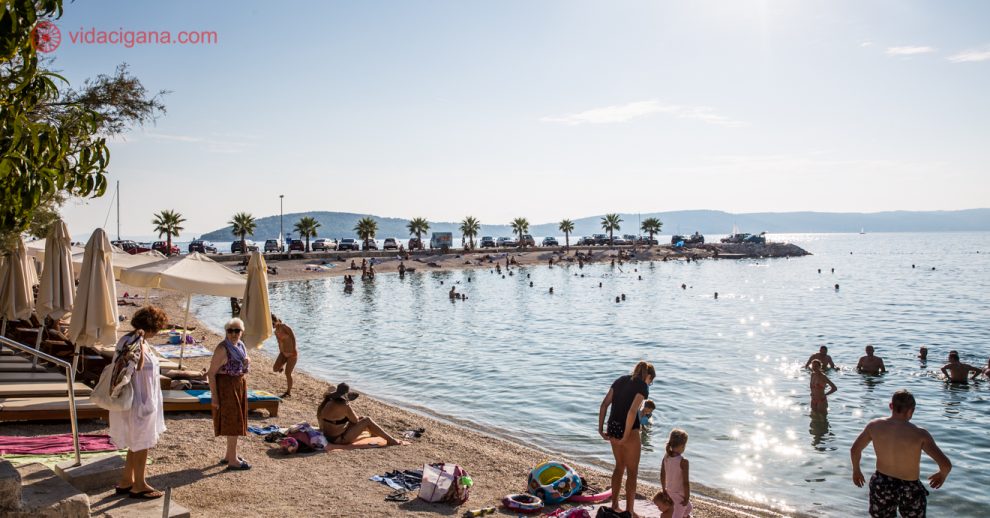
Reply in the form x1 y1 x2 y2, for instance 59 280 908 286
317 383 405 447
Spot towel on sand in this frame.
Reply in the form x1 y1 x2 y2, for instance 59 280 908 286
0 434 117 455
185 389 281 403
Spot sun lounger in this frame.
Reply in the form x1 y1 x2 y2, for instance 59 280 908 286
0 397 108 421
0 372 67 383
0 363 49 373
0 382 92 398
0 356 33 363
161 389 280 417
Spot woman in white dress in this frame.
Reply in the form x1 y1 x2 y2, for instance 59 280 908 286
109 306 169 499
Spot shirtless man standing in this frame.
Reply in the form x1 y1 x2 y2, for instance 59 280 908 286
857 345 887 375
804 345 837 370
271 314 298 398
851 390 952 518
940 351 980 383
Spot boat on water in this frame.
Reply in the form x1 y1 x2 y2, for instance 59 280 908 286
860 227 866 235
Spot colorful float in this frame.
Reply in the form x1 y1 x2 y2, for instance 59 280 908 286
527 461 583 504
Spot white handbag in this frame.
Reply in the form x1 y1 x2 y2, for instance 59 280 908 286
90 337 139 411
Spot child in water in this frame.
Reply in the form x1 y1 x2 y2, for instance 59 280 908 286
640 399 656 427
656 428 692 518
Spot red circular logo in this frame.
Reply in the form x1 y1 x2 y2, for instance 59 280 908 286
31 21 61 53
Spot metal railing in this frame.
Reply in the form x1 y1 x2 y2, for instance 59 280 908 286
0 335 81 466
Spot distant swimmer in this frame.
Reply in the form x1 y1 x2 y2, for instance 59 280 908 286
449 287 457 300
831 268 834 274
982 357 990 378
549 287 554 294
621 294 626 301
818 269 821 274
856 345 887 375
529 281 533 287
835 284 840 290
805 346 837 370
850 390 952 518
918 346 928 361
714 292 718 300
809 360 837 414
940 351 980 383
615 296 620 303
681 284 686 290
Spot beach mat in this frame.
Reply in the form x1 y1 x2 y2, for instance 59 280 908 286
0 433 117 455
589 499 662 518
1 450 128 468
153 343 213 359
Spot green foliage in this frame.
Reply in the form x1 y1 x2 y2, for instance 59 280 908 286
293 216 320 252
407 217 429 240
354 217 377 241
152 209 184 254
640 217 663 241
559 219 574 248
459 216 480 249
229 212 257 250
511 217 529 247
601 213 622 245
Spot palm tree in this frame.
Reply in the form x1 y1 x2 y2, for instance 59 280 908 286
459 216 480 250
407 217 429 249
511 217 529 248
293 216 321 252
640 217 663 245
355 217 378 243
152 209 185 256
601 213 623 247
558 219 575 249
229 212 257 253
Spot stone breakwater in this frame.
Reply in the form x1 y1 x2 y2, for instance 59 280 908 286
691 242 812 259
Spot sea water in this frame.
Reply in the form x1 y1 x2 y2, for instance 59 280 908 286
191 232 990 516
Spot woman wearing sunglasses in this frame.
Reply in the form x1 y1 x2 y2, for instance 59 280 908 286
207 318 252 470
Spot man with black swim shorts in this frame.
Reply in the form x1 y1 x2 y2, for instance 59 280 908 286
850 390 952 517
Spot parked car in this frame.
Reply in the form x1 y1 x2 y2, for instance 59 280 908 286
362 239 378 251
521 234 536 247
312 238 336 251
152 241 180 256
264 239 282 253
383 238 399 250
576 236 594 246
720 232 764 245
611 236 627 246
496 237 518 247
479 236 496 248
430 232 453 250
288 239 305 252
337 238 360 251
592 234 609 245
638 237 659 245
188 240 217 254
671 233 705 246
231 239 259 254
542 237 559 247
407 237 423 250
112 240 152 255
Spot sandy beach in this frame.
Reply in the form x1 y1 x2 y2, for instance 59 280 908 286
6 252 797 517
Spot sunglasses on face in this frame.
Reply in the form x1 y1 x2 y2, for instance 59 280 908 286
226 328 243 333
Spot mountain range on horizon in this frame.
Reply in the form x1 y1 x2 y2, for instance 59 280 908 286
187 208 990 243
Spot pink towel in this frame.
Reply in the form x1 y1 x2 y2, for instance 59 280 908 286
0 434 117 455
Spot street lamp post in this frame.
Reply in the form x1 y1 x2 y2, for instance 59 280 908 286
279 194 284 252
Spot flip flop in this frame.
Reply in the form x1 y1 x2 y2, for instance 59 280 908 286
384 489 409 502
219 456 247 465
225 461 252 471
129 490 164 499
114 486 131 495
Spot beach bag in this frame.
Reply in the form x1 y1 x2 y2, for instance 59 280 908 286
418 463 471 504
287 422 328 451
91 357 134 411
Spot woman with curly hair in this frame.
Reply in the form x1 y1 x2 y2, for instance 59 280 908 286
110 305 169 499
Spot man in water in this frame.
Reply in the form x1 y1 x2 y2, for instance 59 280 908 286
856 345 887 375
851 390 952 517
804 345 837 370
940 351 981 383
271 314 298 398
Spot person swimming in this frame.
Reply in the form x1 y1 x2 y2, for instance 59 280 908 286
805 345 837 370
856 345 887 375
940 351 980 383
640 399 656 427
918 346 928 361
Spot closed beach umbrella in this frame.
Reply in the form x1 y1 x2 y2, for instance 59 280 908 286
37 222 75 321
0 237 36 337
67 229 118 354
240 251 272 349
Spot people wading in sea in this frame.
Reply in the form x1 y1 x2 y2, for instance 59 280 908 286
810 360 837 414
805 345 837 370
599 361 655 517
851 390 952 518
271 314 298 398
940 351 981 383
856 345 887 375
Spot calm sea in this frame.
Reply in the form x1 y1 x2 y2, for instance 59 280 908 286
192 232 990 516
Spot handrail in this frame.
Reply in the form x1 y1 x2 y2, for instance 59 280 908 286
0 335 81 466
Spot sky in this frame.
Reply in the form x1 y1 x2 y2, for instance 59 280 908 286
46 0 990 239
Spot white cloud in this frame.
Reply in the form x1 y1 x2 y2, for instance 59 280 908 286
541 100 745 127
860 41 872 47
145 132 249 154
947 47 990 63
885 46 935 56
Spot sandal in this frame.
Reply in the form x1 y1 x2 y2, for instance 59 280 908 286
114 486 131 495
384 489 409 502
129 490 164 499
225 461 252 471
219 456 247 465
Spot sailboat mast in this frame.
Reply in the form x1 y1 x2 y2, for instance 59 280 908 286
116 180 121 241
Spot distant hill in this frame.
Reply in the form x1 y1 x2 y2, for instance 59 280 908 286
199 209 990 242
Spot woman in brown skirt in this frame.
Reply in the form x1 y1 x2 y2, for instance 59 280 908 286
207 318 252 470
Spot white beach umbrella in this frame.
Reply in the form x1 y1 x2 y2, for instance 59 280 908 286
240 251 272 350
119 252 246 367
37 222 75 321
0 238 36 338
67 229 118 354
72 248 166 281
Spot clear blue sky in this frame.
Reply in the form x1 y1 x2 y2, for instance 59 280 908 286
50 0 989 239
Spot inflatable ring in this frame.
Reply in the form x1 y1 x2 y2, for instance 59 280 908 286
502 493 544 514
527 461 583 504
567 488 612 503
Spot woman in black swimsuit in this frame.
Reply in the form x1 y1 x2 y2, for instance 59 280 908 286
316 383 404 446
598 361 656 517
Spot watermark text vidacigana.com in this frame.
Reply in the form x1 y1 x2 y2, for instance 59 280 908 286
32 22 218 53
